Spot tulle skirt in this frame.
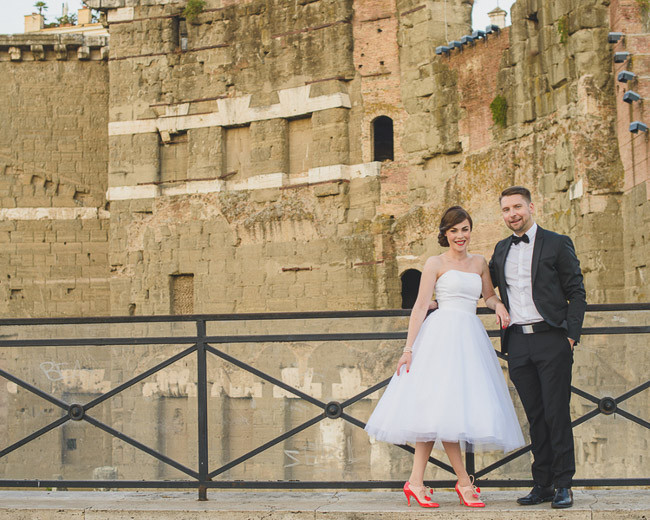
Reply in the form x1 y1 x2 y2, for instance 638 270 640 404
364 307 525 452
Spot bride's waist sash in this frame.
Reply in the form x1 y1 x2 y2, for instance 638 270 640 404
437 300 478 315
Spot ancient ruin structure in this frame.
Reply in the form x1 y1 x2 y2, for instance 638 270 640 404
0 0 647 486
1 0 647 317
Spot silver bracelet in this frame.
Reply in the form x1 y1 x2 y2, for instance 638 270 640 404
402 347 412 354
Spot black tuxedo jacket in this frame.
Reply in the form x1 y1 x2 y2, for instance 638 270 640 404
488 226 587 354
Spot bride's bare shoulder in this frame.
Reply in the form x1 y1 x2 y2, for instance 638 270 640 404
424 254 444 265
468 253 488 271
422 254 444 272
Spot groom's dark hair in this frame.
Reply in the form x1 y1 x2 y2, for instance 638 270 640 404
500 186 531 203
438 206 473 247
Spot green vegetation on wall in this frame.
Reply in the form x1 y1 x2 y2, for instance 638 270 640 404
183 0 206 22
558 15 568 44
490 95 508 128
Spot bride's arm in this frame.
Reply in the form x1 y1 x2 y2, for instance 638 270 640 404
480 257 509 329
396 256 439 375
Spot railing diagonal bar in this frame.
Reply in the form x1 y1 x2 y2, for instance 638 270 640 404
571 386 600 404
474 444 533 478
205 344 326 409
0 415 69 458
83 415 199 479
614 408 650 430
208 414 325 479
338 412 368 430
571 408 601 428
340 377 390 408
85 344 198 412
616 380 650 403
0 368 69 410
339 412 454 473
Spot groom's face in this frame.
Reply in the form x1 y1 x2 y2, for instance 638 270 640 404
500 194 534 235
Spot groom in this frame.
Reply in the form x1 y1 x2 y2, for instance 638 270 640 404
489 186 586 509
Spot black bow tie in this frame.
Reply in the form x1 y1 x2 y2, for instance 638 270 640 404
511 234 530 245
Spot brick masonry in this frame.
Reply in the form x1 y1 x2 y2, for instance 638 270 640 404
0 34 110 317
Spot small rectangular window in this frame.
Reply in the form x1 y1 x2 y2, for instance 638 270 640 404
288 116 312 175
225 125 251 179
170 274 194 314
172 17 188 51
160 131 189 183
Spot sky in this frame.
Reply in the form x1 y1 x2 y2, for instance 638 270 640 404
0 0 516 35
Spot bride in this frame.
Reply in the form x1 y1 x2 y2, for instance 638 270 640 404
365 206 525 508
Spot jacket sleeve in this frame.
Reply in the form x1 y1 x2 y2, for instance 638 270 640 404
488 243 499 288
556 235 587 343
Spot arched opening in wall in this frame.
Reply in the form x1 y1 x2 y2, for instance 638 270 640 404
400 269 421 309
372 116 394 162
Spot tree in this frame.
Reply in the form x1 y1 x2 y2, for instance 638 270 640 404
56 12 77 25
34 1 48 16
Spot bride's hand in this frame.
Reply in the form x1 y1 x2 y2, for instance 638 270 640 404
495 303 510 329
396 352 411 375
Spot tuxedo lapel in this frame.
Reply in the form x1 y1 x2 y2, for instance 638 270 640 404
531 226 544 284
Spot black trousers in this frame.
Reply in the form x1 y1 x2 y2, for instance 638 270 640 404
507 327 575 488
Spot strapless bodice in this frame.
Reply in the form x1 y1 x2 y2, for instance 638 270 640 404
434 269 482 314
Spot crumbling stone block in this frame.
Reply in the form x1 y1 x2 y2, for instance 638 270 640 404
54 44 68 60
30 44 45 61
8 47 21 61
77 46 91 60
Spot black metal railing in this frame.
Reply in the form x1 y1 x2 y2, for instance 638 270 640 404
0 304 648 500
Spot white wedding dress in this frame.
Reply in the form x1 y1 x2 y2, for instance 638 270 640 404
365 269 525 452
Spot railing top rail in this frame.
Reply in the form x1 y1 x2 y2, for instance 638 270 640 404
0 303 648 326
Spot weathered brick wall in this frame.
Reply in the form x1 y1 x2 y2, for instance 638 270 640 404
0 2 640 317
0 34 110 316
392 0 626 304
612 0 650 301
94 0 414 315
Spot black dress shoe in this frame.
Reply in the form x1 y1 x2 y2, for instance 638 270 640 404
517 484 555 505
552 487 573 509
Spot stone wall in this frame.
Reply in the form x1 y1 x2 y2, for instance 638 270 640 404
96 0 454 315
0 34 110 316
392 0 626 303
8 0 634 315
611 0 650 302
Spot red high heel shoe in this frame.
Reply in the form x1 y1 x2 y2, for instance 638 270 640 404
455 476 485 507
403 481 440 508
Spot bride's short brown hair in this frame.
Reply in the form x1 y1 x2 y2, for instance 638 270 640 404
438 206 473 247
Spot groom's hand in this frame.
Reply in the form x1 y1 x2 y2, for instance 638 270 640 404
568 337 575 351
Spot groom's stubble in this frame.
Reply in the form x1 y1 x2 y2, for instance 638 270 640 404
500 194 535 236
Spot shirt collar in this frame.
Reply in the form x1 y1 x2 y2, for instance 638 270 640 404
513 222 537 243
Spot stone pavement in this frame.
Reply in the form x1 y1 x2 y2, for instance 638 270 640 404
0 489 649 519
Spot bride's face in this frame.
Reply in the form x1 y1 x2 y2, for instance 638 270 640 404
446 219 471 251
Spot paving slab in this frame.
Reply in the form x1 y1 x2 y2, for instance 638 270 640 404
0 490 648 519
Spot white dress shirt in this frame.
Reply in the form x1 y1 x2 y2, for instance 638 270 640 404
505 222 544 325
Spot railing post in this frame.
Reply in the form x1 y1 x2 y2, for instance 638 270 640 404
465 445 475 479
196 319 209 501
